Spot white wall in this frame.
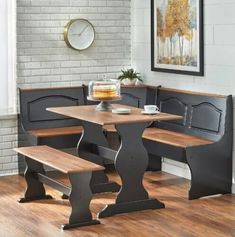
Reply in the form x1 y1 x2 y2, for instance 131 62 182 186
131 0 235 192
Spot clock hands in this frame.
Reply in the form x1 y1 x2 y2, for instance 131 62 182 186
79 25 89 35
71 25 89 36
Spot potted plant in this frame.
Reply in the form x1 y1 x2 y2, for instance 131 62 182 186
118 68 143 85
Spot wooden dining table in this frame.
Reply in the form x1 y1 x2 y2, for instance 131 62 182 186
47 104 182 218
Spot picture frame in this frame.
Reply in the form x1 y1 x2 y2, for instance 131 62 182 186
151 0 204 76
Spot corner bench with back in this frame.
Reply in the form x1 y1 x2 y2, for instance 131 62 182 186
143 87 233 199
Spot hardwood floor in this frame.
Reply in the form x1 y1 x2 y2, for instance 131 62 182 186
0 171 234 237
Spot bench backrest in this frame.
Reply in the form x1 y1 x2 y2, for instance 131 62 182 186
83 85 154 108
120 86 149 108
156 88 233 142
19 87 85 131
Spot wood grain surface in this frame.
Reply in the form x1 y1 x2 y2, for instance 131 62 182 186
28 126 83 138
103 126 213 148
47 104 182 126
159 87 227 98
143 128 214 148
14 145 104 174
0 171 234 237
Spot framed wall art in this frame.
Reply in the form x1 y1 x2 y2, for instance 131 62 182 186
151 0 204 76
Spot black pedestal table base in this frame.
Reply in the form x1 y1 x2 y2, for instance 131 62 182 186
98 199 164 218
98 122 165 218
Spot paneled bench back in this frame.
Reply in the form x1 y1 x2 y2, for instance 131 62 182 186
156 88 229 142
19 87 85 131
143 87 233 199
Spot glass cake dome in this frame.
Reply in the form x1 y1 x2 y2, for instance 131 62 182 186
88 80 121 111
88 80 121 100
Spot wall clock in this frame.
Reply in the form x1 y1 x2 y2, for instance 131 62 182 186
64 19 95 51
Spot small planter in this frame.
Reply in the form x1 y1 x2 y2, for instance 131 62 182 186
121 78 136 86
118 68 143 86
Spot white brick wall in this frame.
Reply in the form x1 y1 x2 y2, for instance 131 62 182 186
0 116 18 176
17 0 131 89
0 0 131 175
131 0 235 192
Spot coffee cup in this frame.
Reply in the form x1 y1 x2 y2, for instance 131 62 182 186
144 105 159 113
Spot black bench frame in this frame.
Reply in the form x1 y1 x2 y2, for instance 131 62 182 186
144 88 233 199
18 155 99 230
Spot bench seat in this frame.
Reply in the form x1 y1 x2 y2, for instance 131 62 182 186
15 145 104 230
103 126 213 148
28 126 83 138
142 128 213 148
14 145 103 174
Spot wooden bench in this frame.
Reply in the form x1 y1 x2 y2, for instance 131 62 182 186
14 145 104 230
18 87 86 173
143 87 233 200
28 126 83 138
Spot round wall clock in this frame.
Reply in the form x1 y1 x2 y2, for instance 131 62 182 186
64 19 95 51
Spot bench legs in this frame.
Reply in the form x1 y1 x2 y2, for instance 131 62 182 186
18 157 52 203
186 143 232 200
62 172 100 230
19 157 99 229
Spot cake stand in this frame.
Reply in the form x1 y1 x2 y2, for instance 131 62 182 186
87 96 122 111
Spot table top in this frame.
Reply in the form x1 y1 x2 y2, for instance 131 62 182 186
47 104 182 126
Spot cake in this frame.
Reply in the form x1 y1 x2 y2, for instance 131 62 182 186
92 84 118 99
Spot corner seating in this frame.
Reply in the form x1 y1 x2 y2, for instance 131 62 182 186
143 87 233 200
15 145 104 230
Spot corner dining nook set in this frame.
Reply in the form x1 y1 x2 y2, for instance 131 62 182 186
15 84 233 230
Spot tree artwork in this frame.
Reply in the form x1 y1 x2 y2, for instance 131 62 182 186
155 0 199 68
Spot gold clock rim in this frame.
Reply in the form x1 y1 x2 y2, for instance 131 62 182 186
64 18 95 51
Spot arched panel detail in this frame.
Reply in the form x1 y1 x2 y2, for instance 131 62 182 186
190 102 222 133
160 97 187 125
28 95 79 122
120 93 140 108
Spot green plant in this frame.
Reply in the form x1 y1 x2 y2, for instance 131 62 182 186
118 68 143 81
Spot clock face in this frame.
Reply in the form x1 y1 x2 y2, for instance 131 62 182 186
64 19 95 51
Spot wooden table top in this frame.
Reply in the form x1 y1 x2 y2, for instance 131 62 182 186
47 104 182 126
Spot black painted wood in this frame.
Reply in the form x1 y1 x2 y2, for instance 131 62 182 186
144 88 233 199
18 157 53 203
62 172 100 230
18 152 100 230
185 95 233 199
98 122 165 218
155 89 227 141
77 121 120 194
18 87 85 173
19 87 85 130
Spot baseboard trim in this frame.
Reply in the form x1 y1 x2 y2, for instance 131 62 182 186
162 159 191 180
162 159 235 194
0 171 18 177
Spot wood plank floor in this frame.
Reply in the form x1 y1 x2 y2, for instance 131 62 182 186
0 171 234 237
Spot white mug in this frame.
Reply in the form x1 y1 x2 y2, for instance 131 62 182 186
144 105 159 113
